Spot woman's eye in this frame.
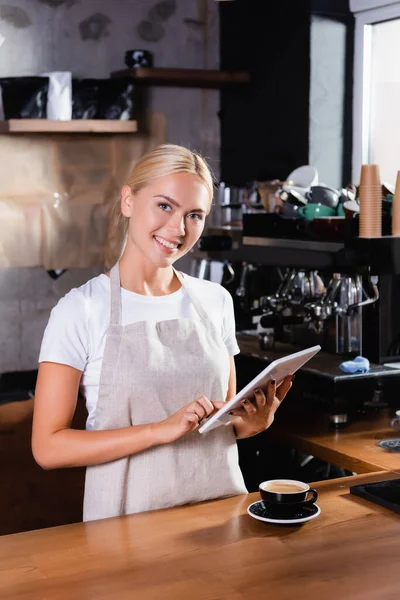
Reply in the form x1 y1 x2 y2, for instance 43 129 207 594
159 203 172 211
188 213 203 221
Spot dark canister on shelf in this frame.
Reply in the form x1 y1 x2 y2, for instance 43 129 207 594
124 49 153 68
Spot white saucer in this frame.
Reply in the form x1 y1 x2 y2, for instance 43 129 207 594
247 500 321 525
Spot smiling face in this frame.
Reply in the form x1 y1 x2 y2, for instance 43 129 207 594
121 171 212 268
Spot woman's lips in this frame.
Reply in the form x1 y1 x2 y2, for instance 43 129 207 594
154 236 180 254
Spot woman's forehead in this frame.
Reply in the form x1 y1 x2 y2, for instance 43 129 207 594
141 172 212 206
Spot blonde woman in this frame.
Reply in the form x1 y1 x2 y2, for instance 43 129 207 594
32 144 293 521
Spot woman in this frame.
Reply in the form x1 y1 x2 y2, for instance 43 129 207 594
32 144 293 521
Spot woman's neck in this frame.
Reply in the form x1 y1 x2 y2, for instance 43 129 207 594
117 251 181 296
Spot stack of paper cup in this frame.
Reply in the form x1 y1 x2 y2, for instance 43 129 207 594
392 171 400 236
358 164 382 238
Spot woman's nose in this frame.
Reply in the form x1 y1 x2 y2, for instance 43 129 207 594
168 213 186 236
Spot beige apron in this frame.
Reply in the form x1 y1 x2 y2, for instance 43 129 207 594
83 262 247 521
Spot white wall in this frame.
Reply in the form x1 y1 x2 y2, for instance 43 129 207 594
309 15 347 189
350 0 400 12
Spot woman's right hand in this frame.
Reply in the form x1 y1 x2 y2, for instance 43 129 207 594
155 396 220 444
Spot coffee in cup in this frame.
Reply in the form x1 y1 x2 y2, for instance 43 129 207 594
264 481 307 493
259 479 318 508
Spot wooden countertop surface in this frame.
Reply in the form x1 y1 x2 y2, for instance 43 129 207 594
1 471 400 600
271 410 400 474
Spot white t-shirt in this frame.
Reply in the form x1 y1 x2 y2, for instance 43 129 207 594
39 273 240 430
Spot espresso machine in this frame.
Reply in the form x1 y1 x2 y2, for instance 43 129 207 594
205 213 400 428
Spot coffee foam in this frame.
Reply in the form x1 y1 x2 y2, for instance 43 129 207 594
260 480 308 494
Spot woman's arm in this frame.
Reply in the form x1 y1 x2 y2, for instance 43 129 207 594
32 362 163 469
32 362 216 470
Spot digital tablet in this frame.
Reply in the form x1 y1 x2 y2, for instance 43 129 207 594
198 345 321 434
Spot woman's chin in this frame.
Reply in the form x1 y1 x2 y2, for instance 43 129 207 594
151 251 180 268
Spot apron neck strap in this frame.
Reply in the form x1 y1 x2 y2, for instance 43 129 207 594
172 268 210 322
110 263 122 325
109 263 211 325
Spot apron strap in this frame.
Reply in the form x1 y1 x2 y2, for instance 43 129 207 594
110 263 122 325
173 268 211 323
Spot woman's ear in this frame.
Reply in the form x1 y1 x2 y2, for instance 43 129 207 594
121 185 133 217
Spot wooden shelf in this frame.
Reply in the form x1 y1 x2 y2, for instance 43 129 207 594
110 67 250 88
0 119 138 133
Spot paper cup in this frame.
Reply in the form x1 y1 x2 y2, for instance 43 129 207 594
359 164 381 187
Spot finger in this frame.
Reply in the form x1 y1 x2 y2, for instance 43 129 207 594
275 375 291 390
183 413 199 431
192 401 207 420
240 398 257 414
195 396 214 417
229 406 246 418
276 374 293 401
266 378 276 406
209 400 226 416
254 388 266 408
212 400 226 410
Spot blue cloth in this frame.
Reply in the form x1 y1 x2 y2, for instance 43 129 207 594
339 355 370 374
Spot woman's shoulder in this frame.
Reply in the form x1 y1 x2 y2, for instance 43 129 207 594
181 273 231 303
53 273 109 314
182 272 223 291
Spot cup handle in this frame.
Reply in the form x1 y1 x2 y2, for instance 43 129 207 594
305 489 318 504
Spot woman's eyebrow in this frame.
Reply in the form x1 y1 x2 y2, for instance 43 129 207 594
153 194 180 206
153 194 206 213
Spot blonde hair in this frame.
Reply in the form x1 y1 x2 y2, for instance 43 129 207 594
106 144 215 265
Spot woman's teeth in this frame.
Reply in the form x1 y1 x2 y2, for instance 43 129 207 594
154 236 178 249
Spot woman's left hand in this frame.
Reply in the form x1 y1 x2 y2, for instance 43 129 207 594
229 375 294 438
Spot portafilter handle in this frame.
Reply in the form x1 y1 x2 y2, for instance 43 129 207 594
235 262 255 300
236 262 248 298
222 260 235 286
346 275 379 316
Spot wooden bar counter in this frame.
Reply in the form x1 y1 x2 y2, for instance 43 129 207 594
271 410 400 474
1 471 400 599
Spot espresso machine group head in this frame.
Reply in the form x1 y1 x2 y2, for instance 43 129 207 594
257 268 379 357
